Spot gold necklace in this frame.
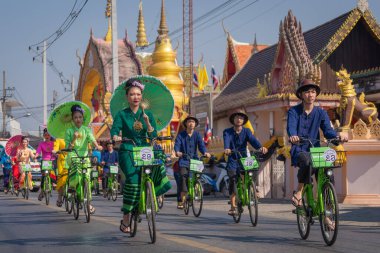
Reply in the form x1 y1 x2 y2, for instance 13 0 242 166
132 111 143 132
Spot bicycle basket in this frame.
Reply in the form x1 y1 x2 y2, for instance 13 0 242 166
110 165 118 174
310 147 345 168
240 156 259 171
21 163 32 172
130 146 155 166
41 161 53 171
189 159 204 173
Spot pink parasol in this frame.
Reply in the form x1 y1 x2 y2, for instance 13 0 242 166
5 135 23 157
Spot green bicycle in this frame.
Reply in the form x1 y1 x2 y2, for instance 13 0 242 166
123 136 172 244
5 168 15 196
295 137 345 246
41 160 54 205
20 163 32 200
62 148 94 223
105 164 119 201
181 154 206 217
228 150 261 226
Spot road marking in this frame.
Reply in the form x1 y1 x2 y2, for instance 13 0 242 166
15 197 234 253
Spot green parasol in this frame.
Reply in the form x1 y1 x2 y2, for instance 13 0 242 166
110 75 175 131
47 101 92 139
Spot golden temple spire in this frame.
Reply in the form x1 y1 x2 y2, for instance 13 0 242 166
136 0 148 47
148 0 184 120
158 0 169 35
104 0 112 42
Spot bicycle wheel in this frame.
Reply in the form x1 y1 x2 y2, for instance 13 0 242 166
248 180 258 226
145 181 156 244
83 180 91 223
232 179 242 223
72 193 79 220
320 182 339 246
44 177 50 206
111 180 118 201
297 191 311 240
192 180 203 217
129 211 138 237
157 195 164 209
25 178 29 200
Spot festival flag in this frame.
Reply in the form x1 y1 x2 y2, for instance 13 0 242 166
211 65 219 90
201 64 209 90
204 116 212 144
193 69 199 88
198 64 204 91
244 119 255 134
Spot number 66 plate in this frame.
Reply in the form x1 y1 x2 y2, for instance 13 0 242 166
132 147 155 166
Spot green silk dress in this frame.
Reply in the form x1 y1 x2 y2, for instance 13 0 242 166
110 107 171 214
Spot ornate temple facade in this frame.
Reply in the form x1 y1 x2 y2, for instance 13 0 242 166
213 1 380 203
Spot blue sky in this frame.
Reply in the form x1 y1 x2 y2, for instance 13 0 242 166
0 0 379 133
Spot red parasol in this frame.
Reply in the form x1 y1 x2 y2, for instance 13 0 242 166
5 135 23 157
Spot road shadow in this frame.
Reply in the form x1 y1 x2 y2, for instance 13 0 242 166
340 206 380 223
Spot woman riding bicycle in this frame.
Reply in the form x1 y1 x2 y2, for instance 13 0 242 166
36 128 56 201
287 79 347 215
17 136 35 191
101 140 119 197
64 104 103 214
223 109 267 216
174 115 211 209
111 77 171 234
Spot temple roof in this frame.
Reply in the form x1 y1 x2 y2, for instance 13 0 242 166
214 8 373 113
231 37 268 67
89 33 142 90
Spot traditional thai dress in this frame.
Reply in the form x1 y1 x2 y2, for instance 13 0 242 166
17 147 34 190
36 140 56 184
110 107 171 214
64 126 95 193
54 138 67 191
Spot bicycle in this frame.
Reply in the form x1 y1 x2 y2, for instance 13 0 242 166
122 136 172 244
294 137 345 246
180 154 207 217
104 164 119 201
61 148 94 223
20 163 32 200
91 167 100 196
41 160 55 205
227 150 261 226
5 168 15 195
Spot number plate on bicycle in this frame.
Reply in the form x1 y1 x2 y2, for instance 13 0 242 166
42 161 53 170
132 147 155 166
21 164 32 172
91 170 99 178
310 147 337 168
190 159 204 172
110 165 118 174
240 156 259 170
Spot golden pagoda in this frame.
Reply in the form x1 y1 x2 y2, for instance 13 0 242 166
104 0 112 42
136 0 148 47
148 0 185 124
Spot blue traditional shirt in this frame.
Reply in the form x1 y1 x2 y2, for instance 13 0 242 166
101 150 119 170
0 154 12 169
223 127 262 170
174 130 207 168
287 103 337 166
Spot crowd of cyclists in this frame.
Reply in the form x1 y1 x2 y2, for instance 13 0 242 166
0 76 348 246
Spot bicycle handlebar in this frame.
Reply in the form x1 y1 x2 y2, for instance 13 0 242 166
295 137 344 147
117 136 172 146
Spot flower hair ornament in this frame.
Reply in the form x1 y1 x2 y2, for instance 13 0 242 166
125 79 145 91
71 104 85 115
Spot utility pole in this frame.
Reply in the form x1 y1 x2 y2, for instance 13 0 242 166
2 71 15 137
111 0 119 91
43 40 47 125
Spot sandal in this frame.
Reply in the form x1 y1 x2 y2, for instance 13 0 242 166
89 205 96 215
56 200 63 207
120 220 130 233
324 217 335 231
228 208 237 216
177 203 184 209
291 191 302 207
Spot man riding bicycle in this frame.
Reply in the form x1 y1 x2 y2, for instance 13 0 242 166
174 115 211 209
287 79 348 208
223 109 267 216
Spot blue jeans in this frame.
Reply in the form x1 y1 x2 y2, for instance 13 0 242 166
174 171 181 202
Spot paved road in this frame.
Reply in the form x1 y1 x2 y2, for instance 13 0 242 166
0 192 379 253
